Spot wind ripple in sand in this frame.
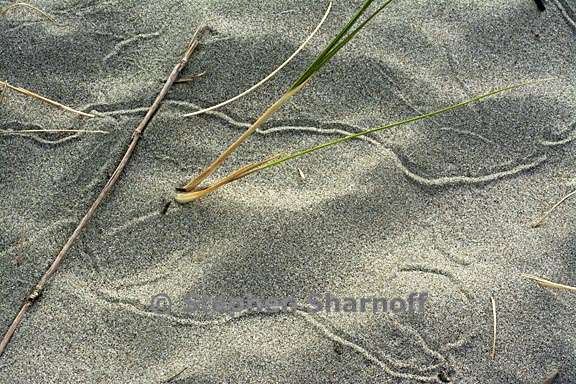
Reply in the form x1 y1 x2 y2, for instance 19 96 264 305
103 31 161 64
392 154 547 187
168 100 382 146
540 121 576 147
92 288 446 382
398 265 472 301
86 99 547 188
296 310 443 383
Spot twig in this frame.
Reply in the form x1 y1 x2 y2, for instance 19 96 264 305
163 366 188 383
490 296 497 360
531 189 576 228
0 2 56 23
0 81 95 118
522 274 576 292
298 168 306 181
0 26 205 358
160 200 172 215
174 71 206 83
182 2 332 117
14 229 26 266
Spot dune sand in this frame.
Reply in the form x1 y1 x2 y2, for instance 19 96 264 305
1 0 576 382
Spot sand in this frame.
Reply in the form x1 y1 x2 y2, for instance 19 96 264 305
1 0 576 382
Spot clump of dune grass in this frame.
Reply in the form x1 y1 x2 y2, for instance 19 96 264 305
0 81 94 118
176 0 549 203
0 2 56 23
178 0 397 195
175 80 548 202
522 274 576 292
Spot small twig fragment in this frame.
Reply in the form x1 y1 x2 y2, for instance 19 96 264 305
531 189 576 228
490 296 497 360
160 200 172 215
163 366 188 383
175 71 206 83
298 168 306 181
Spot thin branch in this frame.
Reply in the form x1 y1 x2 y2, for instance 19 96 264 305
0 26 205 358
0 81 95 118
182 2 332 117
0 2 56 23
490 296 497 360
522 274 576 292
531 189 576 228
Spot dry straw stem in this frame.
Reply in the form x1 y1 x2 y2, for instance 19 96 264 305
522 274 576 292
0 2 56 23
175 79 549 203
0 81 95 118
183 2 332 117
179 0 397 193
531 189 576 228
0 27 205 358
490 296 497 360
0 129 108 134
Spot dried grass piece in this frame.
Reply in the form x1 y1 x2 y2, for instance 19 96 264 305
490 296 497 360
0 2 56 23
531 189 576 228
0 81 95 117
522 274 576 292
0 129 107 134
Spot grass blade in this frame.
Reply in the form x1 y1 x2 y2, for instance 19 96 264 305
291 0 395 90
183 2 333 117
0 81 95 118
175 79 550 202
259 79 550 172
522 274 576 292
179 0 398 194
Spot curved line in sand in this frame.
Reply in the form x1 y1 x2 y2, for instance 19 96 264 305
183 2 333 117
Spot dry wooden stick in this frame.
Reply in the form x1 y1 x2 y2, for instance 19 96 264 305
0 81 95 118
0 26 205 358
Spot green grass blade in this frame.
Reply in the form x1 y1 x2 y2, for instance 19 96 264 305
308 0 396 75
290 0 394 90
260 79 550 171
